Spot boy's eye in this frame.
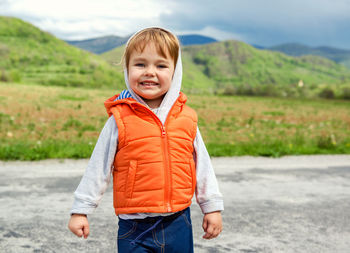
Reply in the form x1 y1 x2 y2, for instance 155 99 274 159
135 63 145 67
158 64 168 68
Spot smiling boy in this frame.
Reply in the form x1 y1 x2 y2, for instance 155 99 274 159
68 27 224 252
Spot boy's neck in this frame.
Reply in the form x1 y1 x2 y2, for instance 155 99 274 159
143 96 164 109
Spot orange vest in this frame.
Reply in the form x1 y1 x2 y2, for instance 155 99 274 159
104 92 198 215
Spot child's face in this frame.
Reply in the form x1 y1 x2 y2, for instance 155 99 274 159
128 42 175 108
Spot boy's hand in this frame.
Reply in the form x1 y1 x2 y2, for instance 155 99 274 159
68 214 90 239
202 211 222 239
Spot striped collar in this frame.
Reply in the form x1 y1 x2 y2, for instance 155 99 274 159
115 90 132 101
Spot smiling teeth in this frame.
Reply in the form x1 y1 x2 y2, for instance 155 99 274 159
141 82 158 85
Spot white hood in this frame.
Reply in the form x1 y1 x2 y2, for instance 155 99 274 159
123 28 183 125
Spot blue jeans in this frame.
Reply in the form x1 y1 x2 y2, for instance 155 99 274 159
117 207 194 252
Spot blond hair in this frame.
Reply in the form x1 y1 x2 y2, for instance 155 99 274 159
123 28 180 71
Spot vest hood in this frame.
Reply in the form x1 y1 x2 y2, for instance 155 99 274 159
115 27 183 125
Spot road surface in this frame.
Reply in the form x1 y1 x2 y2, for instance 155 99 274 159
0 155 350 252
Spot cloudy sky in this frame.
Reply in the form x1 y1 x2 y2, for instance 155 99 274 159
1 0 350 49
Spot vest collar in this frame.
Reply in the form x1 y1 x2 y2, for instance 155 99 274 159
105 92 187 117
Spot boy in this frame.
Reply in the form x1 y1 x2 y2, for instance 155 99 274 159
68 27 223 252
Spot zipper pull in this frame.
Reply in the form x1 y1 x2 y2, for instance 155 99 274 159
166 203 171 212
162 126 166 136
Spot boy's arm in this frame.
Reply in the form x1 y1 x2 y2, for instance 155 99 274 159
193 127 224 213
193 127 224 239
70 116 118 215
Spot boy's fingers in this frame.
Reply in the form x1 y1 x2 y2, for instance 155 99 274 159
213 227 220 237
75 228 83 237
202 219 208 231
203 225 222 239
203 231 214 239
83 225 90 239
204 233 211 239
203 224 214 239
207 224 214 234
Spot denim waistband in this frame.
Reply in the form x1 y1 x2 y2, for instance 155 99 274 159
130 208 186 224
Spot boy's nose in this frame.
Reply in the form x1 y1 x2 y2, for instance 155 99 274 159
144 66 156 76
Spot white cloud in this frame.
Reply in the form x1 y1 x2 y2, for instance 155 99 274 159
1 0 350 48
2 0 165 19
39 17 161 40
0 0 170 39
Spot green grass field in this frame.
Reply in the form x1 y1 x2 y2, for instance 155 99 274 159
1 82 349 160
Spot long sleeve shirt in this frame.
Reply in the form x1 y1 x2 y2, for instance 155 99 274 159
70 115 224 219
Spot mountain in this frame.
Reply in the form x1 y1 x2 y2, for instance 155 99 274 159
65 34 217 54
178 35 217 46
251 44 265 50
0 16 123 88
65 35 128 54
268 43 350 68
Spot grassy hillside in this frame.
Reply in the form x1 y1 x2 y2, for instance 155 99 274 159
1 82 350 160
0 16 124 89
268 43 350 68
183 41 350 95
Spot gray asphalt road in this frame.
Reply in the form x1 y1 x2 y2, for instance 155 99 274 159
0 155 350 253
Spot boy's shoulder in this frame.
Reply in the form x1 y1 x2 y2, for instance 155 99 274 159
179 92 198 117
180 104 198 124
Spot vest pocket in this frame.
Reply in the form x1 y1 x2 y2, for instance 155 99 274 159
125 160 137 198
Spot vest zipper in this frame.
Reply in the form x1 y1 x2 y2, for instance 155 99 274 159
133 102 178 213
161 125 172 212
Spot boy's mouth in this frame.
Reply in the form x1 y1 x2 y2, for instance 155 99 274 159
140 81 159 87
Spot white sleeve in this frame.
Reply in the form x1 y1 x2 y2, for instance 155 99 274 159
194 127 224 214
70 116 118 215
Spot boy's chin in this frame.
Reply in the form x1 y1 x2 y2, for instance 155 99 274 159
141 95 165 101
135 91 166 101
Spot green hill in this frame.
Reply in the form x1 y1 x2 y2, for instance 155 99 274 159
0 16 124 89
268 43 350 68
183 41 350 87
